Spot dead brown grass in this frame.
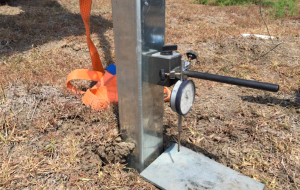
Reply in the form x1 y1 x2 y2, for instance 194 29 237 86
1 0 300 189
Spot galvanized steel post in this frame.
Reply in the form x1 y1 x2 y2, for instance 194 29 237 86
112 0 165 172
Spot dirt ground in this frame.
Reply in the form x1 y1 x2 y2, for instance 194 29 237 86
1 0 300 189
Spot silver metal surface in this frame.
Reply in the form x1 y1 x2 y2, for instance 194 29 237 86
177 115 182 152
169 71 175 79
141 144 265 190
112 0 165 172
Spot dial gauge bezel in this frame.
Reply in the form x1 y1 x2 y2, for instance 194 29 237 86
170 79 195 115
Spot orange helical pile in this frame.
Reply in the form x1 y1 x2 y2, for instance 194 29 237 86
66 0 170 111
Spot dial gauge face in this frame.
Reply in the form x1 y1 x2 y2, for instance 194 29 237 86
179 81 194 115
170 79 195 115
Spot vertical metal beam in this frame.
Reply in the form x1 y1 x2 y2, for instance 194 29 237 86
112 0 165 172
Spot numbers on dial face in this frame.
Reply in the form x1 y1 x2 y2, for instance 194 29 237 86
180 81 195 115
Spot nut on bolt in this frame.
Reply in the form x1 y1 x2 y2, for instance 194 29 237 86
159 69 181 81
169 71 176 79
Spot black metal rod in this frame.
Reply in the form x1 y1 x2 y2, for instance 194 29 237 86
184 70 279 92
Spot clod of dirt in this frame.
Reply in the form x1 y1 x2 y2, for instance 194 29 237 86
95 141 135 164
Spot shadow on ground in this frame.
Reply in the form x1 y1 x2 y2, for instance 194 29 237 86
240 91 300 109
0 0 113 63
163 125 220 162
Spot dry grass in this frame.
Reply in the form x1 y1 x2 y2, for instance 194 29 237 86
1 0 300 189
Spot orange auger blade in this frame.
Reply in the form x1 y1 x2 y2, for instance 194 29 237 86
66 0 170 111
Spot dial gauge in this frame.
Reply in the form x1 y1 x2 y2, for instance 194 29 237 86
170 79 195 115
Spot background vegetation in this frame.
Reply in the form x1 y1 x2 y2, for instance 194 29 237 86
194 0 299 17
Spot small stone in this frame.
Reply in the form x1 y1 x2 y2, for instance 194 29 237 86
229 148 237 156
72 44 81 51
242 148 251 153
115 137 122 142
127 142 135 150
213 136 221 142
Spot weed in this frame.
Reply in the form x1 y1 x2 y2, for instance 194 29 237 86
1 55 7 65
273 0 298 17
0 84 6 104
194 0 299 18
0 132 6 143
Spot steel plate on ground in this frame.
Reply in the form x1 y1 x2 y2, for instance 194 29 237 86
140 143 264 190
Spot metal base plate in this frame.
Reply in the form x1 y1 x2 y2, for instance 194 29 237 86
141 143 264 190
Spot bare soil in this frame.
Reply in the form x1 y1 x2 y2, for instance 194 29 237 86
1 0 300 189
